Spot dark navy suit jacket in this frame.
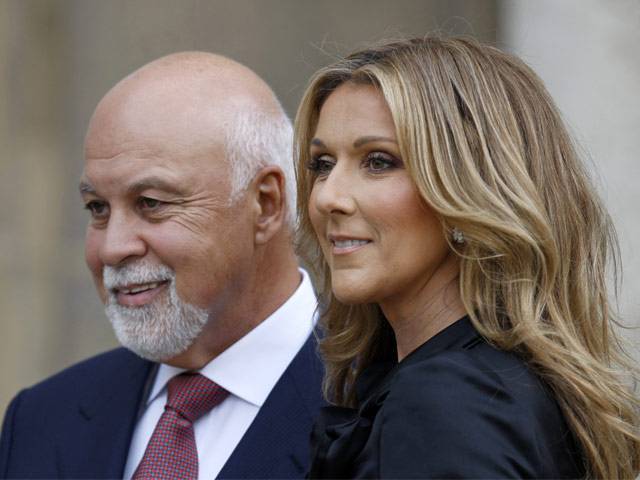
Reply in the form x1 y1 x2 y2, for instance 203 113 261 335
0 336 324 479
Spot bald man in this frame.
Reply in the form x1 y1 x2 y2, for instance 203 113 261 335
0 53 323 479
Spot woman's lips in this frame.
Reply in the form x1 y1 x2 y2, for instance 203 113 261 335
114 281 169 307
330 238 372 255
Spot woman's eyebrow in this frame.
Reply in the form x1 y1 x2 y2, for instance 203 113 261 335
310 136 398 149
353 136 397 148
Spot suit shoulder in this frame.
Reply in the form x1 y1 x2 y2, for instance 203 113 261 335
280 335 325 415
1 348 153 479
21 347 148 401
3 347 152 438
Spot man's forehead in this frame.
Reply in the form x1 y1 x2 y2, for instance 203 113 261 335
81 106 233 198
81 142 234 195
85 105 225 157
82 101 230 186
83 74 245 163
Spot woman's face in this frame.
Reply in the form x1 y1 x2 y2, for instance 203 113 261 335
308 82 452 311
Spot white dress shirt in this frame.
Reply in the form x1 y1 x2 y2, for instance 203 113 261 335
123 269 317 480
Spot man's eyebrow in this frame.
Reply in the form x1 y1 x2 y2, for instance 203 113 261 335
79 181 95 195
353 136 397 148
78 177 185 196
129 177 185 196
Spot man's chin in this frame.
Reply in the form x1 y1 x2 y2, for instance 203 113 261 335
106 301 208 363
113 326 196 363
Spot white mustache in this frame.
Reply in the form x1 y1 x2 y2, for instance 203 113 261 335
103 262 174 291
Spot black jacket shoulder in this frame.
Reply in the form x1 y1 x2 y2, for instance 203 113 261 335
379 343 582 478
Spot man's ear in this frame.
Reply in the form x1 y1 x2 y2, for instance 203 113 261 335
250 166 287 245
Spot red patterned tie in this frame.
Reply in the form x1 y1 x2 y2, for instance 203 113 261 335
132 373 228 480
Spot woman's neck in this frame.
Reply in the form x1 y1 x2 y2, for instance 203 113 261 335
380 254 467 361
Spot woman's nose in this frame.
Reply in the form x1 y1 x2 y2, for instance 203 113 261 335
311 165 357 217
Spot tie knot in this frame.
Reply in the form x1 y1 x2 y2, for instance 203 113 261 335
166 373 228 422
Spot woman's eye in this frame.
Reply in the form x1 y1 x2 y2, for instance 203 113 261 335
365 153 398 172
138 197 163 210
307 155 335 177
84 200 109 218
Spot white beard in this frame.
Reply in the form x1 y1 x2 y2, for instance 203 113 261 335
103 261 209 362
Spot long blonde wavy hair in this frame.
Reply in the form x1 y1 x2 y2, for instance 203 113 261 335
294 36 639 479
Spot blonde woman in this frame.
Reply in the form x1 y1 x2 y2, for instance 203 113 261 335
294 37 640 479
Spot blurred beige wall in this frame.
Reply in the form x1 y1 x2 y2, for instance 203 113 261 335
0 0 497 413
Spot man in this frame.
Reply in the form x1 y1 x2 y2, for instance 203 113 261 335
0 52 323 479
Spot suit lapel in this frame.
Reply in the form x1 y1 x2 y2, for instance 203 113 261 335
57 350 155 479
218 336 324 479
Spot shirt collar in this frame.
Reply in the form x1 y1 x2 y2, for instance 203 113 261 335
147 269 317 407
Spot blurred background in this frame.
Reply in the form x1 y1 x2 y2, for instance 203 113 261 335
1 0 638 413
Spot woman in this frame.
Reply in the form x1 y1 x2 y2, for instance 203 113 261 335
294 37 640 479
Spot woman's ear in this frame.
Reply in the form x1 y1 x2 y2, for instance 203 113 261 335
250 165 287 245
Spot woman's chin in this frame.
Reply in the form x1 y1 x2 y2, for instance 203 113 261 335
332 285 376 305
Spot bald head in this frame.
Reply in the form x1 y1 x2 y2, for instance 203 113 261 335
85 51 295 222
129 51 278 103
93 52 282 124
86 52 282 161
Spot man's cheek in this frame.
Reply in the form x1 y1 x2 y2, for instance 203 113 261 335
84 234 107 303
88 271 108 304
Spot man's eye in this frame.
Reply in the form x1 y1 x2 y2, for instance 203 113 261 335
138 197 163 210
84 200 109 218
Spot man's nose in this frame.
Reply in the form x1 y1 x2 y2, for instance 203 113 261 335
98 211 147 266
313 165 357 216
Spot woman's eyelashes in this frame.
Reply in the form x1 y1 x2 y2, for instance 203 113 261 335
307 154 335 176
307 151 402 178
364 152 401 172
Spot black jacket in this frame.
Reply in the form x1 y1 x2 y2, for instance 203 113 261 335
309 317 584 479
